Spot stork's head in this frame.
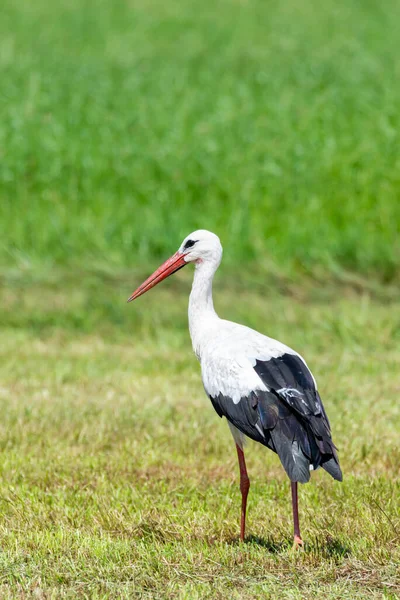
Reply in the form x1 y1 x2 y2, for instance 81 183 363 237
178 229 223 264
127 229 222 302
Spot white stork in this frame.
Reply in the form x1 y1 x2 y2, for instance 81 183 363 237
128 230 342 548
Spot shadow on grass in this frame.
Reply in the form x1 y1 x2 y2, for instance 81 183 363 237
227 534 351 557
245 535 287 553
319 537 351 558
225 535 287 553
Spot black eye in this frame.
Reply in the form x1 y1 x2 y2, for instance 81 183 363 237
183 239 197 250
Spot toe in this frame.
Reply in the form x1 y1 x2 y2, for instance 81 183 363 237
292 535 304 550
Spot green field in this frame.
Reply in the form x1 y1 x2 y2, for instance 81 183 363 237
0 273 399 598
1 0 400 597
1 0 400 278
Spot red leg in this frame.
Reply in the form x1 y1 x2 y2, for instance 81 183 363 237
235 444 250 542
291 481 304 548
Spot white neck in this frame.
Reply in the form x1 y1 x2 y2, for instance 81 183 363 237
188 259 220 357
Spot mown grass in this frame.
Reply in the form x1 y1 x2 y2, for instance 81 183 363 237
1 0 400 278
0 271 399 598
1 0 399 595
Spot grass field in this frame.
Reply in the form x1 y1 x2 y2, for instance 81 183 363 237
1 0 400 278
1 0 400 597
0 271 399 598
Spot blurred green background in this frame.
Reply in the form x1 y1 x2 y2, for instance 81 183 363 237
1 0 399 279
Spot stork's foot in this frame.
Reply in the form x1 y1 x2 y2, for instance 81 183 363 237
292 535 304 550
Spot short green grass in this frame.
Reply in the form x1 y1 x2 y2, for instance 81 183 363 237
1 0 400 596
1 0 400 278
0 271 399 598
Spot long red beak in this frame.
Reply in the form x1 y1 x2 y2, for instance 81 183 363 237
127 251 187 302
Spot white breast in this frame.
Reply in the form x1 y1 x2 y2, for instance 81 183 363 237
198 319 296 404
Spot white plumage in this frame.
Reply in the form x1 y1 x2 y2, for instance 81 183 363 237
184 231 299 403
200 323 296 404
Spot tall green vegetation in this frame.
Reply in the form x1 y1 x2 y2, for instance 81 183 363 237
1 0 399 278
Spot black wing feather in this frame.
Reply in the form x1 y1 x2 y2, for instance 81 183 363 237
209 353 342 483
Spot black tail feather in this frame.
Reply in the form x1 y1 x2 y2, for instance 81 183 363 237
270 419 311 483
321 456 343 481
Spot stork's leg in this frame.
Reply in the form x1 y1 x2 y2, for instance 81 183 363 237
235 444 250 542
291 481 304 548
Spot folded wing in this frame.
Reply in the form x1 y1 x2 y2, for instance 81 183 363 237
209 352 342 483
